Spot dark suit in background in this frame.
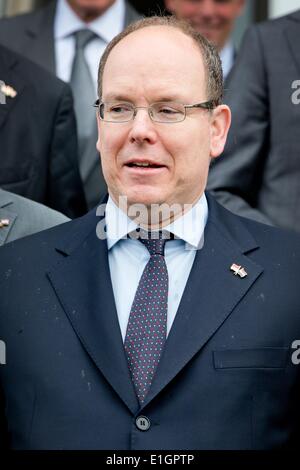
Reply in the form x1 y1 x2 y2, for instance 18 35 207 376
207 10 300 233
0 0 142 209
0 194 300 449
0 44 87 218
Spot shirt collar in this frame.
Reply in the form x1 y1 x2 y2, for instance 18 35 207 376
105 193 208 251
54 0 125 42
220 40 235 80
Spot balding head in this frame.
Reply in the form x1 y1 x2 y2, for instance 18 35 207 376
98 16 223 106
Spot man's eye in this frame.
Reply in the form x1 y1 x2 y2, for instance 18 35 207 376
109 105 132 113
158 107 180 114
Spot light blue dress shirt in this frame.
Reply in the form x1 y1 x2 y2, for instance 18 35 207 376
105 194 208 341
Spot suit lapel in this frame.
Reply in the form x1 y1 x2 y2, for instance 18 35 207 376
0 52 25 131
47 210 139 415
284 14 300 76
23 0 56 73
0 209 17 245
141 197 263 409
0 192 17 246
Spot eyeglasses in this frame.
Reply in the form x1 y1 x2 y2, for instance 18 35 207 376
93 99 217 123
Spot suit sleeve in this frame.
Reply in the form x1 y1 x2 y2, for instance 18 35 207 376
47 83 87 218
207 25 272 225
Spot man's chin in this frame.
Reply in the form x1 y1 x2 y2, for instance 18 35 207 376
126 195 164 208
117 185 163 206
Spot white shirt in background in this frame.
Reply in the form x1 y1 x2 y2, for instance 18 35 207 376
54 0 125 95
220 40 235 81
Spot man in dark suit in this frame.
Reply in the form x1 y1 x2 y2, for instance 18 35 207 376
0 44 87 218
0 0 141 209
207 10 300 233
0 16 300 450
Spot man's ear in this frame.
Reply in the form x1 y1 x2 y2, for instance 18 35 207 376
96 110 102 154
209 105 231 160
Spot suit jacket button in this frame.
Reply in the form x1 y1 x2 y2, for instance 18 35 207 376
136 415 151 431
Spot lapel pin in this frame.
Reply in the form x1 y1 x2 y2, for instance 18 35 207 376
230 263 247 278
0 219 10 228
0 83 17 99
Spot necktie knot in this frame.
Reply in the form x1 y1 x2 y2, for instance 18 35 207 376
138 230 172 256
74 29 96 50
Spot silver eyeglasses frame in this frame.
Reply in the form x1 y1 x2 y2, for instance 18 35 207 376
93 99 217 123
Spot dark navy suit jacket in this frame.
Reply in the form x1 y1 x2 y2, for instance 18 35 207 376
0 194 300 449
0 44 87 218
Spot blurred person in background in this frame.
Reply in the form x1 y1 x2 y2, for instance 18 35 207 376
0 0 141 209
207 10 300 233
0 43 87 218
165 0 245 80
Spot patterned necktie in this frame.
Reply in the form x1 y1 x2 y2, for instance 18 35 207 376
70 29 97 160
124 231 169 404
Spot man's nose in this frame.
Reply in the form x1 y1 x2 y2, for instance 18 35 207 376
128 108 157 145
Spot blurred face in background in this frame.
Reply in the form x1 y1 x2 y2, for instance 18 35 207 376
165 0 245 50
67 0 116 22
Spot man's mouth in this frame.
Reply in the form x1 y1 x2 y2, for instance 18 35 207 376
125 159 166 170
126 162 164 168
